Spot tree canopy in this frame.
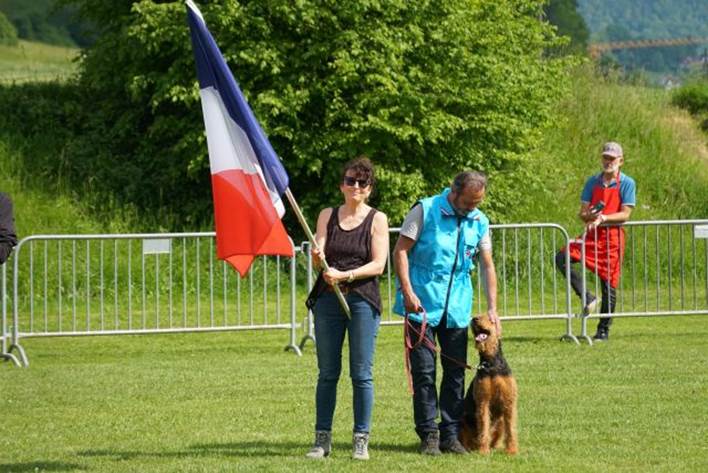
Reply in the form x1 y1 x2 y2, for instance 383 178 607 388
0 10 17 46
544 0 589 54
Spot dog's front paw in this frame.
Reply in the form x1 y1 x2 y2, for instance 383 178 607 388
478 446 491 455
505 446 518 455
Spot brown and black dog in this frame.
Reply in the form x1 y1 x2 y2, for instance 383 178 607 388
459 315 518 455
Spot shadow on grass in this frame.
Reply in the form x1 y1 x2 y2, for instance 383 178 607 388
193 440 418 455
0 462 84 472
498 336 551 344
80 443 296 460
78 440 418 460
192 440 422 455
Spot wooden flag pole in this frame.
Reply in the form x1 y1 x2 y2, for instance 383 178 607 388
284 188 351 318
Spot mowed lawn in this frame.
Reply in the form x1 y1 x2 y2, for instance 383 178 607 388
1 316 707 472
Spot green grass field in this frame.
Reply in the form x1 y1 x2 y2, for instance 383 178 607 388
1 34 707 473
0 40 78 84
2 316 707 472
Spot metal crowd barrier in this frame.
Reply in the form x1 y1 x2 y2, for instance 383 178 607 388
7 233 305 367
4 220 707 367
575 220 708 343
299 224 580 348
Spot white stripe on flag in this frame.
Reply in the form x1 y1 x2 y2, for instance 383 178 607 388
200 87 285 217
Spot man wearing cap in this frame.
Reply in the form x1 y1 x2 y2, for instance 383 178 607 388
393 171 499 455
555 142 636 341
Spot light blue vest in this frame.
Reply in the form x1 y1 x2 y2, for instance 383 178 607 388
394 188 489 328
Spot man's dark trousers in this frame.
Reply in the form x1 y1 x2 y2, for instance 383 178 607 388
408 314 468 444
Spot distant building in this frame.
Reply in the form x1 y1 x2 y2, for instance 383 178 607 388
660 76 680 90
679 49 708 72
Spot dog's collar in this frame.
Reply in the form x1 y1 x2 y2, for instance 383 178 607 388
476 356 511 376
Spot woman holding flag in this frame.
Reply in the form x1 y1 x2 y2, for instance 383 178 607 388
305 156 389 461
186 5 385 459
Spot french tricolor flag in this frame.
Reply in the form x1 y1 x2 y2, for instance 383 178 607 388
186 0 294 276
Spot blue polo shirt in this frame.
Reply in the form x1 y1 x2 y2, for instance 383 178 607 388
581 172 636 206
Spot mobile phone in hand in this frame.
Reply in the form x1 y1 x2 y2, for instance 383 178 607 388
590 201 605 213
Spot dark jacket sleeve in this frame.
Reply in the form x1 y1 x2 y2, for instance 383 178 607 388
0 193 18 264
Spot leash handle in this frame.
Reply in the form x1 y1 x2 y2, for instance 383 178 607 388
404 310 427 351
404 310 444 395
403 310 473 395
403 311 428 395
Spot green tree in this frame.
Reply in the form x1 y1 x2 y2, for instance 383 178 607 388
32 0 570 231
672 79 708 131
544 0 589 54
0 10 17 45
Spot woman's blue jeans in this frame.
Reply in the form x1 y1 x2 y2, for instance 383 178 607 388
313 291 380 433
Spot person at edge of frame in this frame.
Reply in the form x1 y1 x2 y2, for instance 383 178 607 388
0 192 18 264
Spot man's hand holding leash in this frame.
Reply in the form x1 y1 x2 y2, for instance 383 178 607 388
402 289 424 315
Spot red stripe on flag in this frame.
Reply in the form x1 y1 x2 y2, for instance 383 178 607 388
211 170 293 276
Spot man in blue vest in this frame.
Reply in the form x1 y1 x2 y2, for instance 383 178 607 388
393 171 499 455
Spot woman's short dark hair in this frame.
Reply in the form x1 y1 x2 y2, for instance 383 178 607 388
342 155 376 189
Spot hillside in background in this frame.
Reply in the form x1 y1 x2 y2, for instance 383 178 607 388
523 66 708 230
578 0 708 76
0 0 92 47
578 0 708 41
0 140 136 237
0 39 77 83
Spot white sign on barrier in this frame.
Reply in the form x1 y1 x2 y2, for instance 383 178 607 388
694 225 708 239
142 238 172 255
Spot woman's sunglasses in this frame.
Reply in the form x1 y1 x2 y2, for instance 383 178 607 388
342 176 371 188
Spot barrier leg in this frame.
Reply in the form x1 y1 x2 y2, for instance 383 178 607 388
298 310 315 350
579 315 593 345
1 351 21 367
284 253 302 356
560 316 579 345
558 249 580 345
578 241 593 345
298 242 315 350
8 342 28 367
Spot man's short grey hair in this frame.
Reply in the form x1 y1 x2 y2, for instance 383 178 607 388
452 171 487 193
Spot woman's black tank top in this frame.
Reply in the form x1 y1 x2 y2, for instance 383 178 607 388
305 207 382 314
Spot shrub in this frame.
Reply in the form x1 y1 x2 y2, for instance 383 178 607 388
671 80 708 131
0 10 18 46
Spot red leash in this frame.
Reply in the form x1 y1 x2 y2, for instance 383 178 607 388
403 311 473 395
